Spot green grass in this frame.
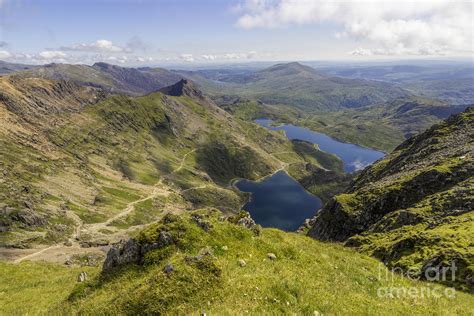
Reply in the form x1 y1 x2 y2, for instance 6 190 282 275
67 201 108 224
109 197 164 229
182 186 243 212
101 186 141 202
0 262 98 315
291 139 343 172
220 96 460 152
3 210 470 315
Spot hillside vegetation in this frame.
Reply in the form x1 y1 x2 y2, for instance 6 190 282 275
309 108 474 291
319 62 474 105
1 63 472 314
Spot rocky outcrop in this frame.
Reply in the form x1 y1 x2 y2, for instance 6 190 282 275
103 230 175 272
0 76 105 123
12 209 47 227
103 238 142 272
159 79 204 99
227 211 261 236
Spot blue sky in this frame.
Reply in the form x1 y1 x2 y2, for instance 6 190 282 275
0 0 472 65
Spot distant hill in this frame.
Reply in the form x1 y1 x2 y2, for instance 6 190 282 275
178 62 410 111
309 108 474 290
0 60 36 75
318 63 474 105
13 62 183 95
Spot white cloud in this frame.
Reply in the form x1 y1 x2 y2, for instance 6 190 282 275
62 39 124 53
201 54 217 61
200 51 259 61
0 50 11 59
38 50 67 59
235 0 473 56
179 54 195 62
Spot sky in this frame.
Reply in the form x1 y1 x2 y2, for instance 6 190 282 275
0 0 472 66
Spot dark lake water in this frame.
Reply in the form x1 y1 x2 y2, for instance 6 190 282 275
234 119 385 231
255 119 385 173
235 171 322 231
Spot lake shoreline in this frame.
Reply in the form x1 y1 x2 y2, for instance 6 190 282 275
234 170 323 231
256 117 389 154
255 118 386 173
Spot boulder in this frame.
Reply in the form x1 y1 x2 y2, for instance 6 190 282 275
77 271 88 282
103 238 141 272
13 209 47 227
267 253 277 260
163 263 174 274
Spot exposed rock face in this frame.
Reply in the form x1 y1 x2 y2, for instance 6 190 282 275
12 209 47 227
308 108 473 290
0 76 105 121
191 214 212 232
77 271 88 282
103 230 176 272
163 263 174 273
159 79 204 99
103 238 142 272
227 211 261 236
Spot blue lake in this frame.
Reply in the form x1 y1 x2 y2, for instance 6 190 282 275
255 118 385 173
235 171 322 231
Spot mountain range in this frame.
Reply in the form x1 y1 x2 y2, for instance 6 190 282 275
179 62 410 111
10 61 183 95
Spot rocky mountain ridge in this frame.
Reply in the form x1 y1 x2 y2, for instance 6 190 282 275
12 62 183 95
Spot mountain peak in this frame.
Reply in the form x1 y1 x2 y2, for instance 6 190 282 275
158 79 203 98
92 62 120 70
258 62 325 79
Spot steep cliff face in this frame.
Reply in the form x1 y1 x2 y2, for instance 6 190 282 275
308 108 473 291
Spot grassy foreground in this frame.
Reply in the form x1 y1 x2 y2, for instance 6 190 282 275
1 210 472 315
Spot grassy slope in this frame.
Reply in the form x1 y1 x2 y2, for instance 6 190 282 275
0 262 97 314
1 211 472 315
